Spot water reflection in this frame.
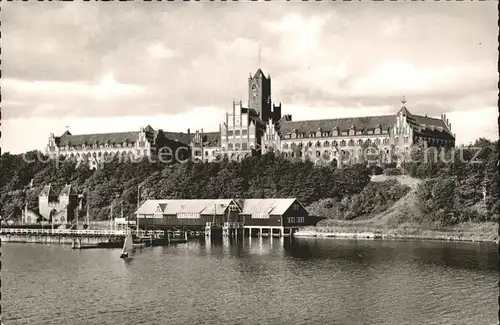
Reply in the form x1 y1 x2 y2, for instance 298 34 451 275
2 239 497 325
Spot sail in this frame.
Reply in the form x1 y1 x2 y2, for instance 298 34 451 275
121 232 134 255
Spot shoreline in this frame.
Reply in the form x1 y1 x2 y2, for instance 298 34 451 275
294 226 499 244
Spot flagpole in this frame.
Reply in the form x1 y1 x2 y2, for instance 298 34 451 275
136 184 140 234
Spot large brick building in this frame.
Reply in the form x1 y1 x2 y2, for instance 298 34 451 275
46 68 455 167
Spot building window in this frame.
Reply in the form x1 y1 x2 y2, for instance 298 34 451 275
292 204 299 211
348 140 354 146
316 141 321 147
242 142 248 150
284 153 288 158
297 217 305 223
242 130 247 136
282 143 289 149
228 143 233 150
316 151 321 157
234 130 240 136
340 140 346 147
308 141 313 147
288 217 296 223
357 139 363 146
235 143 240 150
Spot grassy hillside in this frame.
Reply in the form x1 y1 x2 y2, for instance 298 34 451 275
306 175 498 242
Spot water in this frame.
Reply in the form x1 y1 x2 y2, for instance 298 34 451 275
2 238 498 325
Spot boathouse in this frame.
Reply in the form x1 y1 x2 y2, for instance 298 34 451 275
240 198 313 236
136 198 316 236
135 199 241 229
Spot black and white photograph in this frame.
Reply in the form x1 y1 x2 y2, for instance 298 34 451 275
0 1 498 324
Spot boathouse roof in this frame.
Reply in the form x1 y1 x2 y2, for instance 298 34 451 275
136 198 305 216
136 199 236 216
240 198 304 215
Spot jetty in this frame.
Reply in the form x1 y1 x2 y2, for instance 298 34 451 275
0 228 188 248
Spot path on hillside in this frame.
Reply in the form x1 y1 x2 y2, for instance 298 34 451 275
319 175 422 227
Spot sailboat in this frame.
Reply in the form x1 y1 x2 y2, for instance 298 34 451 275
120 231 134 259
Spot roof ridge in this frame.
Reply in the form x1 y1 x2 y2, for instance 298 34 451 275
282 114 395 124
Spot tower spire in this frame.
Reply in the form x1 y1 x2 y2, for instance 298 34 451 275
401 95 406 106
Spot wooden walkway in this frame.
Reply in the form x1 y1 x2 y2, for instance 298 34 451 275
0 228 128 236
0 228 177 237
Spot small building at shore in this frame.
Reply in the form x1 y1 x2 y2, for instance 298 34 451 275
135 198 317 235
135 199 241 229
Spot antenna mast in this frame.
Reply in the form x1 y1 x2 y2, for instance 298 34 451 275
258 43 261 66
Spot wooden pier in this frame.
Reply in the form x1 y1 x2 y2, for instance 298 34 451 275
0 228 189 247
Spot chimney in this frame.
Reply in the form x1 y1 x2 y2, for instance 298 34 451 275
188 128 190 135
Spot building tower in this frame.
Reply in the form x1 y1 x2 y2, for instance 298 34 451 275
248 69 272 122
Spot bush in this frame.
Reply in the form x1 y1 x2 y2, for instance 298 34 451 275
384 168 402 176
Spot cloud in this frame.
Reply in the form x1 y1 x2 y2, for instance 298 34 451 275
348 60 495 98
1 1 498 153
147 42 177 59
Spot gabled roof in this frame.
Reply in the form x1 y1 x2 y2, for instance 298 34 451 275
56 131 140 147
404 110 455 140
279 115 395 136
241 198 303 215
202 132 220 148
59 184 77 196
160 131 192 145
39 184 57 197
253 68 267 79
136 199 235 215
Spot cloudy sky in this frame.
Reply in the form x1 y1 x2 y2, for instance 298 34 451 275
1 1 497 153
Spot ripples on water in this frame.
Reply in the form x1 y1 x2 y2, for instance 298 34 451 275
2 238 498 325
